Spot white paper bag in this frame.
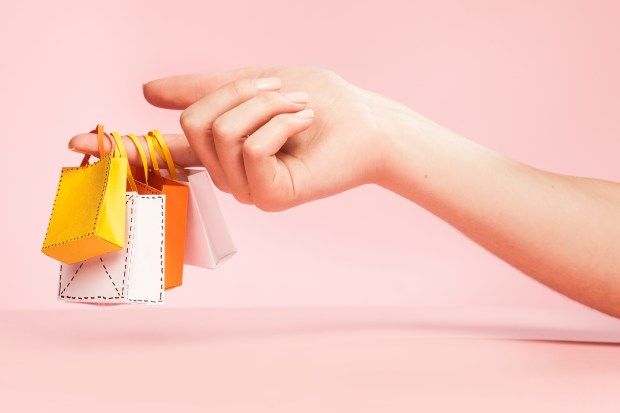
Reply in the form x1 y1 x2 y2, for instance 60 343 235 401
58 193 166 304
181 169 236 269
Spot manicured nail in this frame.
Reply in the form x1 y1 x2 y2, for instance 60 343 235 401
68 145 88 154
283 92 309 104
255 77 282 90
294 108 314 119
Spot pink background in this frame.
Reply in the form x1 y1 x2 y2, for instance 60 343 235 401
2 0 619 318
2 2 620 411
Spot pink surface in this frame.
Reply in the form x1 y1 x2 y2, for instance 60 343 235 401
1 307 620 412
1 1 619 330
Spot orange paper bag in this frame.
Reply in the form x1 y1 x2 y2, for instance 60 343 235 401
130 132 189 290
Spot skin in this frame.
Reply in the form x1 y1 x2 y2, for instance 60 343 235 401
69 66 620 318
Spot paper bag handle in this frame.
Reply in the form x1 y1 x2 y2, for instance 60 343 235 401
79 124 108 166
110 132 138 193
126 134 150 185
144 132 162 179
148 130 179 181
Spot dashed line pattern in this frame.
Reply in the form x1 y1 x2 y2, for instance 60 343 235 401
58 194 165 305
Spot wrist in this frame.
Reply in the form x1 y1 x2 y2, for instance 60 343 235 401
372 98 513 217
372 101 430 191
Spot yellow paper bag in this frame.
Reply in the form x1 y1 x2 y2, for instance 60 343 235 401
42 125 129 264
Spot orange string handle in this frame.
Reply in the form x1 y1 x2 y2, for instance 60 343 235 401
80 124 108 166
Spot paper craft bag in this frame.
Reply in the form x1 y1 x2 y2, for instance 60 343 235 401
133 130 235 270
183 169 236 268
42 125 128 264
143 131 189 290
58 191 166 304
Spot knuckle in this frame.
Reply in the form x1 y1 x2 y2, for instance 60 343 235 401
207 174 231 194
232 191 253 205
213 182 230 193
179 109 201 134
229 79 254 100
254 197 285 213
212 181 229 193
252 191 291 212
242 140 264 160
212 117 237 141
322 68 344 83
310 66 343 84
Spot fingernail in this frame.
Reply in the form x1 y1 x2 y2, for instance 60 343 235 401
283 92 309 104
68 145 87 154
255 77 282 90
294 108 314 119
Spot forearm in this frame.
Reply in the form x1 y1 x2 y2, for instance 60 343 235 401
377 108 620 317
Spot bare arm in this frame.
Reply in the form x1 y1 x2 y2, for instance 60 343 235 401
69 66 620 317
377 103 620 317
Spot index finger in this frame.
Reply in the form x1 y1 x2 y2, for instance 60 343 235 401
143 67 268 110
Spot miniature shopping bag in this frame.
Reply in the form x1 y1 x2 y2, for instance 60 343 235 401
42 125 128 264
183 169 236 268
142 131 189 290
58 193 166 304
146 131 236 269
57 133 165 304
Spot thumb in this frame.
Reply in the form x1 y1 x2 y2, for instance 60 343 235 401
143 66 269 110
67 132 202 169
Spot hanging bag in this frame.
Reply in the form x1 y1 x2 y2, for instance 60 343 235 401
140 131 189 290
147 130 236 269
58 132 166 304
183 168 236 268
42 125 128 264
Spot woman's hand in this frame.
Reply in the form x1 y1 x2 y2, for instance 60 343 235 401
69 66 414 211
68 65 620 317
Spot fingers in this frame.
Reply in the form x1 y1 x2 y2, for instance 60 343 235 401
68 133 201 169
143 67 268 110
243 109 314 211
179 76 284 201
212 91 309 203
